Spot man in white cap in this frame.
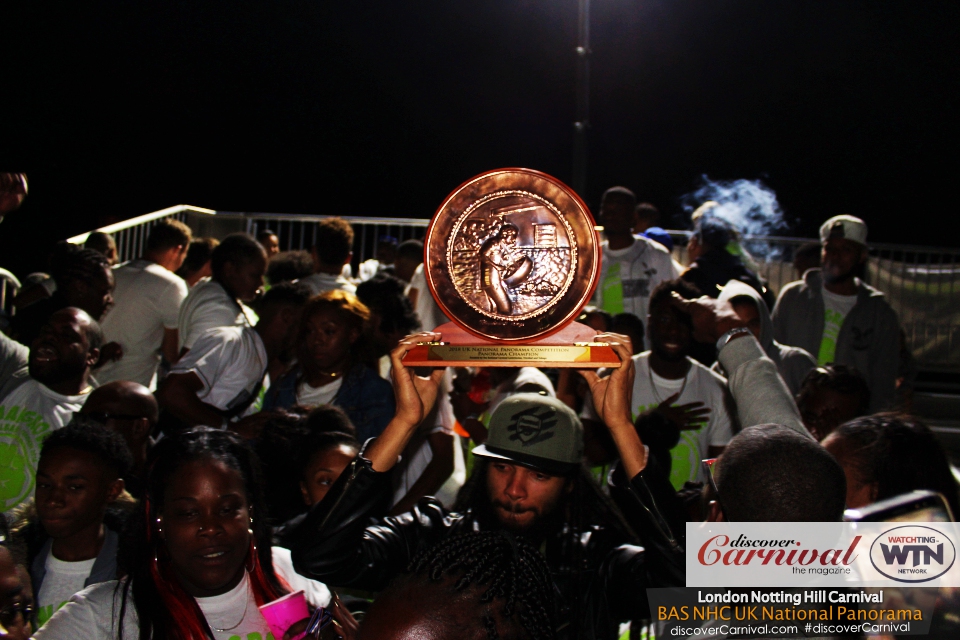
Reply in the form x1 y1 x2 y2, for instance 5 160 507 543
771 215 900 412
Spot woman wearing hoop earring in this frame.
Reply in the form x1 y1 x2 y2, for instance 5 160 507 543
34 428 290 639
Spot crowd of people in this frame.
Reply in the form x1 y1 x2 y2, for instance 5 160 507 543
0 175 955 639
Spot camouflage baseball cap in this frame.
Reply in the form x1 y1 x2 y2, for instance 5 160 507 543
472 393 583 475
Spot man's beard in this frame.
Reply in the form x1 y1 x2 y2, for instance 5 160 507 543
820 262 860 284
29 359 85 388
483 495 567 543
822 264 856 285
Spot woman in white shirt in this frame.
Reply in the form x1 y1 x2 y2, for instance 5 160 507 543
35 428 291 640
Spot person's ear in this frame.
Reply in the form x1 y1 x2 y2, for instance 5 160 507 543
300 480 312 506
858 247 868 265
342 252 353 268
86 347 100 369
348 327 361 345
106 477 125 504
707 500 724 522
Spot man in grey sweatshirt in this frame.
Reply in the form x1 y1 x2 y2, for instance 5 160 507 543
770 215 900 413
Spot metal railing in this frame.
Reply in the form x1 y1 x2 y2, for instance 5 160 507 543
243 213 430 260
66 205 216 261
0 268 20 320
65 206 960 372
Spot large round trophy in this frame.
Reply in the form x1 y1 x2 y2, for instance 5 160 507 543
403 168 618 367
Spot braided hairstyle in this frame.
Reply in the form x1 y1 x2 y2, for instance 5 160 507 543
453 460 639 639
49 241 110 290
117 428 286 640
396 531 557 640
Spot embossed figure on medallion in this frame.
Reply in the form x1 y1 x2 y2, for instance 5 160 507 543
447 191 577 320
480 223 532 314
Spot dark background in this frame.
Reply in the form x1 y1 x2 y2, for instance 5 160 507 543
2 1 958 275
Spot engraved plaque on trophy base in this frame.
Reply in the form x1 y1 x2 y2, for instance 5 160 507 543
403 321 620 368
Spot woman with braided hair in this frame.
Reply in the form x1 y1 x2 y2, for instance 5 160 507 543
358 531 557 640
34 427 295 640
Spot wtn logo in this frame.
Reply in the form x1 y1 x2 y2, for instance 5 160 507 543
880 543 944 567
870 526 956 583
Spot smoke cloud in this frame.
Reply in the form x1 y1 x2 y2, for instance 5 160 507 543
681 176 792 259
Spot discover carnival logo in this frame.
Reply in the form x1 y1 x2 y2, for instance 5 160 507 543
869 525 956 583
697 534 860 570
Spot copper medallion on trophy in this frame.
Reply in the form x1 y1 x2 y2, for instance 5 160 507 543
404 168 618 367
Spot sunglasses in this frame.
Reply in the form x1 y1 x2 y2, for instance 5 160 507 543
0 600 34 629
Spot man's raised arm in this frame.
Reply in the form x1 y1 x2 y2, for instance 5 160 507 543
669 293 809 438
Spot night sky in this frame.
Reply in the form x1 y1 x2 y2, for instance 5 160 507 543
2 1 958 274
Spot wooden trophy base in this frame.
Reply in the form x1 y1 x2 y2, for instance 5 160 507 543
402 321 620 368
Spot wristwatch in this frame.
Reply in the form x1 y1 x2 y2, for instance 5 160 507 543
716 327 752 353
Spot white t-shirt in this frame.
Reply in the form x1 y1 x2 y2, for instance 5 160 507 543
817 286 859 366
170 327 267 419
98 259 189 389
358 258 390 282
581 353 732 489
37 555 96 627
34 573 276 640
407 263 448 331
591 237 679 321
271 546 331 609
298 272 357 296
295 378 342 407
178 278 257 351
0 379 89 511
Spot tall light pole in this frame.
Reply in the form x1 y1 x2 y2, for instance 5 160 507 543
573 0 590 198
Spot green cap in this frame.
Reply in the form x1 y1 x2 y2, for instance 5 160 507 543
472 393 583 475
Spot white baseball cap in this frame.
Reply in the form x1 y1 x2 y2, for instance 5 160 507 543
820 215 867 246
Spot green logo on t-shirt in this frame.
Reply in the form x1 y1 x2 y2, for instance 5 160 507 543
38 601 68 627
817 308 845 366
0 402 51 510
601 263 624 315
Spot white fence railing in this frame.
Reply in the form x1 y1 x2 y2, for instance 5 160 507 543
64 206 960 373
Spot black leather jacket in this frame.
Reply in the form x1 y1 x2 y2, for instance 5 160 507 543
282 454 685 639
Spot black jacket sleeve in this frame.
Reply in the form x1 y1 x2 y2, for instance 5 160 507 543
601 460 687 620
281 454 465 591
